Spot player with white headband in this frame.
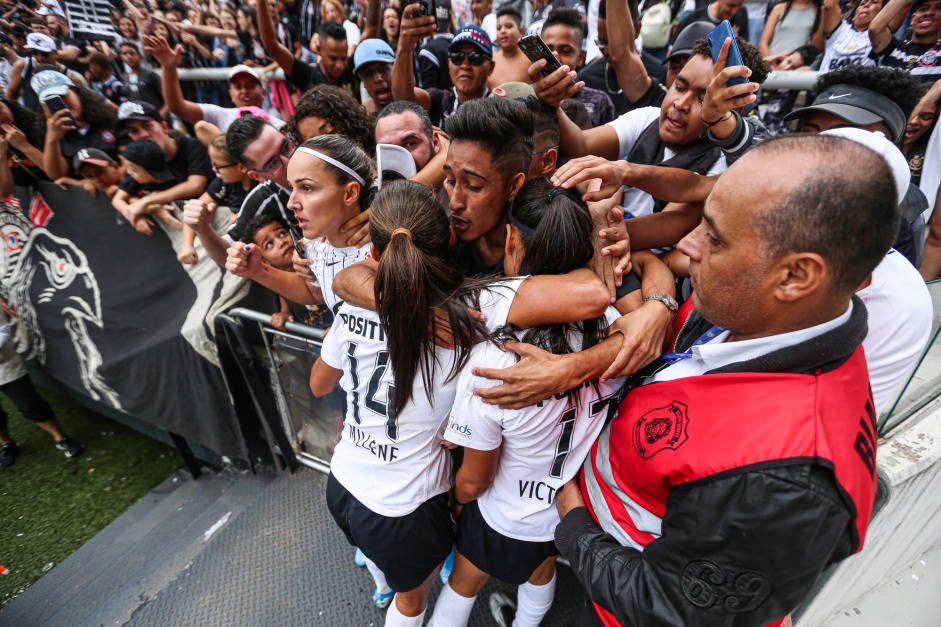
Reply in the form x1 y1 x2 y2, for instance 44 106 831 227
224 135 375 314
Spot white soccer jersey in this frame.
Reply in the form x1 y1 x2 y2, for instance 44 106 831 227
448 307 625 542
321 303 460 517
303 239 371 313
475 277 526 332
820 20 875 72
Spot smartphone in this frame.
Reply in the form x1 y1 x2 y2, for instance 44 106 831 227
705 21 748 89
287 215 307 259
518 34 564 78
44 95 78 128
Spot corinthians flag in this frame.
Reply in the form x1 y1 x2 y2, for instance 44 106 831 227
0 182 251 461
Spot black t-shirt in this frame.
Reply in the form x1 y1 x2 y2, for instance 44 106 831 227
117 135 212 196
118 175 175 196
238 30 270 66
577 60 667 116
126 69 165 111
59 125 119 175
206 177 256 211
289 56 360 100
417 34 454 90
675 6 749 43
451 238 503 278
59 36 91 75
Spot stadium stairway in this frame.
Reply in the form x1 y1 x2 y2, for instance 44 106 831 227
1 466 585 626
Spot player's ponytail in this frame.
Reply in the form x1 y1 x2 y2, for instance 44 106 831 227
507 177 607 354
371 180 478 416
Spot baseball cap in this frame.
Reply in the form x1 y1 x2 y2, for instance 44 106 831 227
449 25 493 57
24 33 57 54
121 140 174 182
72 148 114 171
822 127 910 205
353 39 395 75
664 22 714 63
228 64 261 84
30 70 72 102
783 84 907 144
117 100 163 129
489 82 535 99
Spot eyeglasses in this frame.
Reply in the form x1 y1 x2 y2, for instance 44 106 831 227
594 37 608 51
532 145 559 155
448 50 489 66
251 138 296 174
212 161 238 170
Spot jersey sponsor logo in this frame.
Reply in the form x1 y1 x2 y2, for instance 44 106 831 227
346 423 400 462
632 400 689 458
681 559 771 611
446 415 473 439
854 395 878 477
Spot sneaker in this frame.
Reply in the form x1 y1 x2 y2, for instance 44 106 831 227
373 588 395 609
0 442 18 467
489 591 517 627
439 548 455 585
354 547 366 568
55 436 85 458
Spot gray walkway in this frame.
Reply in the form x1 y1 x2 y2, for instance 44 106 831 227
127 468 584 626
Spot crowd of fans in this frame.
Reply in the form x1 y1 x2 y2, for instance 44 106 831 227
1 0 940 624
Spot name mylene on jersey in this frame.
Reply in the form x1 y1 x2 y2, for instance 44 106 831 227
347 424 400 462
338 312 386 341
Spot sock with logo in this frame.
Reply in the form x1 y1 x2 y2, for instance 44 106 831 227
513 572 556 627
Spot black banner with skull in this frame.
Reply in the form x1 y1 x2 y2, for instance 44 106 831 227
0 182 250 462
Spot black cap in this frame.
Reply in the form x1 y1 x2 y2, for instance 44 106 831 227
783 84 907 143
116 100 162 129
121 139 174 182
72 148 114 171
664 21 714 63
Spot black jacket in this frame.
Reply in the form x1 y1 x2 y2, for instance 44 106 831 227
555 299 869 626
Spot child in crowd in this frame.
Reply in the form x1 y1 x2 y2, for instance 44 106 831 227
54 148 127 199
112 139 185 236
242 213 333 330
87 52 128 113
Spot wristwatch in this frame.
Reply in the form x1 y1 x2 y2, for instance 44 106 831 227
641 293 678 315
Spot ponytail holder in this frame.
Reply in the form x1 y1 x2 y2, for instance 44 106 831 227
548 186 569 201
391 227 413 240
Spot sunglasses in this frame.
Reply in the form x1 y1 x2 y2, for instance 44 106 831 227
448 50 489 66
251 138 296 175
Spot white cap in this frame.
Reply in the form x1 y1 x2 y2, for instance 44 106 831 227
821 127 910 206
24 33 57 54
376 144 417 189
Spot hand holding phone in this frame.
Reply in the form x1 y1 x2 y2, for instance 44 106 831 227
518 34 563 78
705 21 748 89
44 95 78 129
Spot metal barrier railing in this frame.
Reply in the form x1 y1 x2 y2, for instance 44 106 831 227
173 67 820 91
226 307 341 474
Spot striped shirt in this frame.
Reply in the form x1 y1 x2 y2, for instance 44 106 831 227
872 37 941 83
820 20 876 72
303 239 371 313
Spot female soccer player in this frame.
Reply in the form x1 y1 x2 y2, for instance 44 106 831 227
429 179 627 627
309 180 479 627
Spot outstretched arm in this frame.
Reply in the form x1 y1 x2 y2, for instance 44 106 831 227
605 0 652 103
144 35 204 125
391 4 434 110
257 0 297 76
869 0 913 54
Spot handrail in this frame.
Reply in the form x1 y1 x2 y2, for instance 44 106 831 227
227 307 327 340
171 67 820 91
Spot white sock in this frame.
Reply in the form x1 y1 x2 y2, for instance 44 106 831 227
384 597 425 627
364 556 391 594
513 572 557 627
429 582 477 627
